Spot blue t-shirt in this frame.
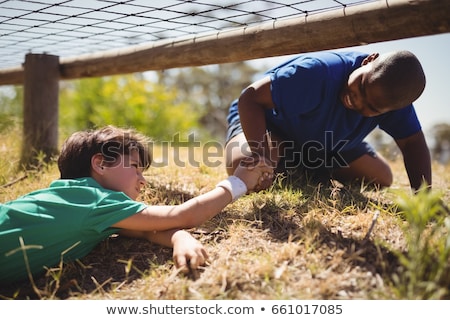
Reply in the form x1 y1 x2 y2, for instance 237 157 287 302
228 51 421 154
0 177 147 284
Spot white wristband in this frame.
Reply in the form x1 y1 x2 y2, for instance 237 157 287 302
216 176 248 202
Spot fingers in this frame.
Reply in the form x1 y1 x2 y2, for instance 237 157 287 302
175 255 189 273
174 247 209 274
255 157 275 189
260 173 274 185
253 174 274 192
237 155 275 192
188 247 209 270
239 156 275 182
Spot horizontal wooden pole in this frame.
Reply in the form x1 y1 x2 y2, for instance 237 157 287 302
0 0 448 85
0 66 24 86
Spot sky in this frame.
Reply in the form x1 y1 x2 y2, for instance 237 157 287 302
247 32 450 136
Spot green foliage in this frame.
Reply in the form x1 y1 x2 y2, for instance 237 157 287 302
0 85 23 139
59 74 200 141
0 118 22 183
430 123 450 164
157 62 258 139
390 187 450 299
0 85 22 117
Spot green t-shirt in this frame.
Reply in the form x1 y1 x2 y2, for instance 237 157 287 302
0 177 147 284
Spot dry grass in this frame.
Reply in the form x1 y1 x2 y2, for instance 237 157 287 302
1 140 449 300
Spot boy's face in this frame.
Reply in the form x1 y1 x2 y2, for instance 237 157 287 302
98 150 146 200
340 53 397 117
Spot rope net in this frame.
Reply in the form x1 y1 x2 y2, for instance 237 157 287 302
0 0 374 69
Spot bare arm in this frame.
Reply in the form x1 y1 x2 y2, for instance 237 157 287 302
238 75 277 159
114 187 231 231
395 130 432 190
112 160 273 231
120 228 208 272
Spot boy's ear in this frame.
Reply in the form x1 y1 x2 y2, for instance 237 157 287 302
91 153 105 175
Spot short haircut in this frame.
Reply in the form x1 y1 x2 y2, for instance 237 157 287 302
371 50 426 109
58 125 152 179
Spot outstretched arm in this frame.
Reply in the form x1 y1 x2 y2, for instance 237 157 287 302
395 130 432 190
112 159 273 231
120 228 208 272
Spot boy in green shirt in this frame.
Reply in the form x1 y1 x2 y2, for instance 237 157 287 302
0 125 273 284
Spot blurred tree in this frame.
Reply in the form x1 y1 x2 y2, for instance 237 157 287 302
0 85 23 133
430 123 450 164
59 74 199 142
1 62 260 144
156 61 258 141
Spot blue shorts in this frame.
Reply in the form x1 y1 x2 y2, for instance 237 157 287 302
225 103 376 170
225 99 241 143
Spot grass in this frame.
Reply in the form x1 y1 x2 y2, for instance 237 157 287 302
0 128 449 300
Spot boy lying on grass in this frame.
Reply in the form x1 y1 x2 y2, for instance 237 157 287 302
0 125 273 285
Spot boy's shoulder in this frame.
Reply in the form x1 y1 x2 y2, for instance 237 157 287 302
267 51 368 75
307 51 369 68
49 177 101 189
5 177 142 214
10 177 117 205
46 177 130 202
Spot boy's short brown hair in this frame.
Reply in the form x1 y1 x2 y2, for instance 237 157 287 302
58 125 152 179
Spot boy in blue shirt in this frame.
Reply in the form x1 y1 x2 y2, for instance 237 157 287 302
0 125 273 284
225 50 431 190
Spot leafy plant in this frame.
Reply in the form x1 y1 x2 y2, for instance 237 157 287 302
59 74 200 141
390 187 450 299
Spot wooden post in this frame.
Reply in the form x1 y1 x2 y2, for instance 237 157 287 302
20 53 59 169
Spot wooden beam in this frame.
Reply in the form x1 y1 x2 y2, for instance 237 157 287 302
0 0 448 85
0 66 23 86
20 53 59 168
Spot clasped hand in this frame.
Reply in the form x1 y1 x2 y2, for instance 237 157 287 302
236 154 276 192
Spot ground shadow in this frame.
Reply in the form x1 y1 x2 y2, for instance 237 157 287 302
0 236 173 300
